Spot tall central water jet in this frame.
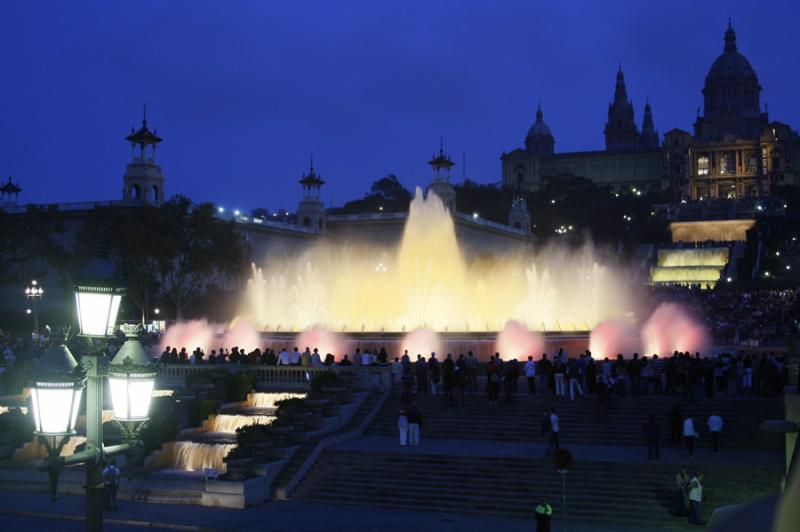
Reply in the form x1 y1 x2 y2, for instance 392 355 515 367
243 189 634 333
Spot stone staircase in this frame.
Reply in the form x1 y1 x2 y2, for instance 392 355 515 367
271 390 385 498
296 450 782 529
367 392 785 450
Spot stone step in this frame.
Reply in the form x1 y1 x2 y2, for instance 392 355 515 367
295 450 781 529
366 393 784 449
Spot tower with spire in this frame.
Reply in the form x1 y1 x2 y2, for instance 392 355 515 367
0 176 21 206
427 138 457 213
296 156 327 232
604 67 639 151
525 103 555 156
507 186 531 235
122 105 165 206
639 100 660 148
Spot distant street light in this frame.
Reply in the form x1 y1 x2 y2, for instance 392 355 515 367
153 308 161 316
25 280 44 336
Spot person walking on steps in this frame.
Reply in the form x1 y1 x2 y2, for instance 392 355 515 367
406 402 422 447
683 413 698 457
644 413 661 459
708 411 723 453
398 408 409 446
549 408 560 452
688 472 705 525
535 496 553 532
103 459 121 511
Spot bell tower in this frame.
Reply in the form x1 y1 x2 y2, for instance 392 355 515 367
426 138 457 213
508 186 531 235
296 157 327 233
122 105 165 206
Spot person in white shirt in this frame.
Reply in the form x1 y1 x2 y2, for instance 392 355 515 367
524 356 537 395
289 347 301 365
549 408 560 452
310 349 322 367
687 473 704 525
391 358 402 383
278 348 290 366
683 414 698 457
397 409 409 446
707 412 723 453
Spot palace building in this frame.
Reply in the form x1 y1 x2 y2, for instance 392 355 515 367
501 21 800 200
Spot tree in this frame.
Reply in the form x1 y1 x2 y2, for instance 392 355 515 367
370 174 412 202
75 197 251 321
74 204 163 324
335 175 412 214
151 197 251 319
0 205 66 287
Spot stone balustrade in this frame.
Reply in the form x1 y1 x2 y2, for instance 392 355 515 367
157 363 392 391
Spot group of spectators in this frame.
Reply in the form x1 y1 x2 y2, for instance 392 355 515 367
650 286 799 344
158 345 390 368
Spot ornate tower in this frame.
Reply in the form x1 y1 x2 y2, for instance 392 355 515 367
0 176 21 206
427 139 457 213
508 187 531 234
639 100 660 148
524 103 555 156
296 157 326 232
604 67 639 151
122 106 165 206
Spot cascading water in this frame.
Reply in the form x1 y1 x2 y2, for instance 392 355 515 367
242 189 634 332
207 414 275 433
246 392 306 409
152 442 236 473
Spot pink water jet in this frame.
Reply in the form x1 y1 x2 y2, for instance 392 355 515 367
589 320 641 358
159 319 217 354
400 328 442 358
295 326 350 360
495 320 544 360
641 303 709 356
223 320 261 352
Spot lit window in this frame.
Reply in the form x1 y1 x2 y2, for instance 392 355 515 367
720 153 735 175
697 156 710 176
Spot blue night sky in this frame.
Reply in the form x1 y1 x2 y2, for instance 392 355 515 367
1 1 798 212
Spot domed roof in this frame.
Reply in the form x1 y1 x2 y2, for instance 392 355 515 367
526 104 552 139
705 21 758 86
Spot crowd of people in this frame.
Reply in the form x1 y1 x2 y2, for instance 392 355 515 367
651 286 799 345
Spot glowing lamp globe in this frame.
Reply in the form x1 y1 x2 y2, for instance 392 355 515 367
30 345 85 437
74 258 125 337
108 339 156 422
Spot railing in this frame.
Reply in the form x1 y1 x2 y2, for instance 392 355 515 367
157 363 392 391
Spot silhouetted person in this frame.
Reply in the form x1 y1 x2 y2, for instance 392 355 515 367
644 413 660 459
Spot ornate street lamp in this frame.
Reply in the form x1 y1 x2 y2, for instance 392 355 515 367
74 259 125 337
34 259 154 532
25 280 44 336
108 328 156 430
30 343 85 445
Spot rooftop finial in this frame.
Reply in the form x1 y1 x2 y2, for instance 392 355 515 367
310 154 314 172
724 18 737 52
142 102 147 126
439 136 444 155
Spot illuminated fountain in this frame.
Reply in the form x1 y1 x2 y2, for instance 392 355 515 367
202 414 275 434
650 247 730 288
246 392 306 409
148 441 235 474
243 189 633 334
